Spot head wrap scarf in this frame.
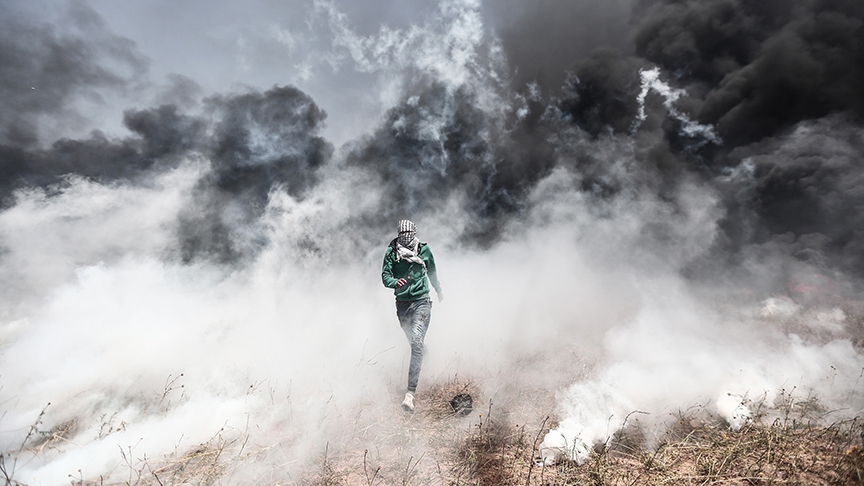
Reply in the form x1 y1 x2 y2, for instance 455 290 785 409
395 219 424 267
398 219 416 246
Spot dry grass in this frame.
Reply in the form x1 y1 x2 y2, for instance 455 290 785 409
5 379 864 486
457 401 864 486
298 375 487 486
145 438 228 486
517 418 864 485
3 374 863 485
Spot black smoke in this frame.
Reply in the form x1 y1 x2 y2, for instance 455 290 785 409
2 0 864 291
179 86 332 262
558 49 649 138
634 0 864 146
344 79 559 245
629 0 864 287
717 115 864 279
0 2 147 149
485 0 636 94
0 4 332 262
481 0 864 288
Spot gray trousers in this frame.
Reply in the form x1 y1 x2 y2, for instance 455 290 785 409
395 298 431 393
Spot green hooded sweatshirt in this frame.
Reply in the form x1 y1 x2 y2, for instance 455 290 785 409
381 239 442 302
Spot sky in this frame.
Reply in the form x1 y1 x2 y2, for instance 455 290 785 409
2 0 638 147
1 0 863 482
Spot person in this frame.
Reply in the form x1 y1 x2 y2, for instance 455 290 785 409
381 219 443 412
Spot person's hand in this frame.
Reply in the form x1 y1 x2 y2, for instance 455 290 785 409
436 290 444 303
396 278 407 288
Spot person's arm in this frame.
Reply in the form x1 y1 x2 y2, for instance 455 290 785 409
425 246 443 301
382 248 399 288
382 248 408 288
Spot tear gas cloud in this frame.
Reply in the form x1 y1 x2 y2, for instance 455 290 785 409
1 0 864 481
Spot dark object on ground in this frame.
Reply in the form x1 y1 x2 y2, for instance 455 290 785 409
450 393 473 415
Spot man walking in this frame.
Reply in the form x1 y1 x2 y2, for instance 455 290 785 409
381 219 443 412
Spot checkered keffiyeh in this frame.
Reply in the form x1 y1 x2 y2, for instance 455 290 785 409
398 219 416 246
396 220 424 267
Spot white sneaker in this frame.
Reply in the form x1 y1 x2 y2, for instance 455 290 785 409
401 392 415 412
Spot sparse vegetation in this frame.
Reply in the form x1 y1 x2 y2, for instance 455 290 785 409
261 378 864 486
2 375 863 486
3 331 864 486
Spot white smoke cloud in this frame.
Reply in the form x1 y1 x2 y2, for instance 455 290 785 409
0 164 201 317
315 0 511 121
633 67 722 145
4 111 863 485
5 147 860 481
540 278 864 464
319 0 484 82
0 159 399 478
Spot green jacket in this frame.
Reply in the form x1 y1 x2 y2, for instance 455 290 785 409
381 239 442 302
